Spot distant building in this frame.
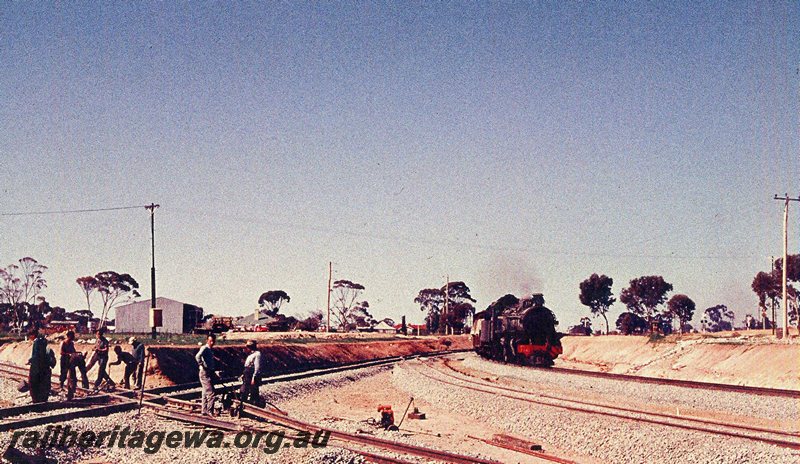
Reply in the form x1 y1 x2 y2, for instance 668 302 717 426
393 323 429 336
42 321 79 335
235 313 290 332
115 297 203 334
372 320 397 334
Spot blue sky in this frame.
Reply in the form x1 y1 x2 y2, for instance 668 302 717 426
1 2 798 329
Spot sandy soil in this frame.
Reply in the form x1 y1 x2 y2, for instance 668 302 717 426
272 366 591 463
557 331 800 389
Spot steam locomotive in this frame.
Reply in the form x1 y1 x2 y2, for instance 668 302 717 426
471 293 563 367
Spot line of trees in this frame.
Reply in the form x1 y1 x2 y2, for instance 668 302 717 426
414 281 476 334
0 258 143 333
580 262 800 336
579 274 703 335
10 254 799 337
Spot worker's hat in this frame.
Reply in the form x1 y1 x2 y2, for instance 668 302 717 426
128 337 137 344
245 340 257 349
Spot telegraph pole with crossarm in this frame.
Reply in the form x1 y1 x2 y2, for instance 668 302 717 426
773 194 800 339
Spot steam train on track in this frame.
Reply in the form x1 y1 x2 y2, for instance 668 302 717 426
471 293 563 367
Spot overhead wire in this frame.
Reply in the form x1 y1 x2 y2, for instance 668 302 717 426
0 204 766 261
170 207 762 261
0 205 146 216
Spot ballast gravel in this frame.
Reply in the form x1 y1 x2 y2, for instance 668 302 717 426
257 362 499 464
392 359 799 464
0 376 36 407
260 364 394 406
461 354 799 422
0 408 364 463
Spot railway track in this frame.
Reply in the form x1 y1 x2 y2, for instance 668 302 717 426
0 348 469 396
414 358 800 450
160 349 471 400
240 404 501 464
0 353 519 464
0 361 143 432
546 365 800 399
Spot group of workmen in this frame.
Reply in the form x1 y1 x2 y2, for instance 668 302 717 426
26 327 146 402
26 329 264 414
196 334 263 416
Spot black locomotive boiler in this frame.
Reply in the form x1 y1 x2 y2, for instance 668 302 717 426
471 293 563 367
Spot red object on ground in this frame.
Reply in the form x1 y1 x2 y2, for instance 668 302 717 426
377 404 395 428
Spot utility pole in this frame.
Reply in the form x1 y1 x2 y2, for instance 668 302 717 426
443 276 449 335
145 203 160 340
326 262 332 333
770 256 776 334
773 194 800 339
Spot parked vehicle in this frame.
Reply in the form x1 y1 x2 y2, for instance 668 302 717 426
193 316 234 335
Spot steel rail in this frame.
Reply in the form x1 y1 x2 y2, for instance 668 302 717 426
414 362 800 450
139 387 503 464
147 348 472 397
546 365 800 398
468 435 576 464
153 408 426 464
443 360 800 438
0 402 139 432
0 362 104 405
239 403 502 464
0 355 501 463
0 397 114 420
349 448 419 464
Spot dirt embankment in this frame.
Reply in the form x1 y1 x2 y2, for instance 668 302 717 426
148 336 468 386
558 333 800 390
0 336 470 388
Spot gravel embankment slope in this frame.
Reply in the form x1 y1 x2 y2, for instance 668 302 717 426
393 357 799 464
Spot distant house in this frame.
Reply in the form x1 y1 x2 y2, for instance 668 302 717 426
393 323 429 336
115 297 204 334
372 320 397 334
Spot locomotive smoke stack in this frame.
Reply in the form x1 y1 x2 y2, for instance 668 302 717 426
481 253 541 297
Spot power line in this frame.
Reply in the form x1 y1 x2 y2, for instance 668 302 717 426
1 203 764 261
172 208 760 261
1 205 147 216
